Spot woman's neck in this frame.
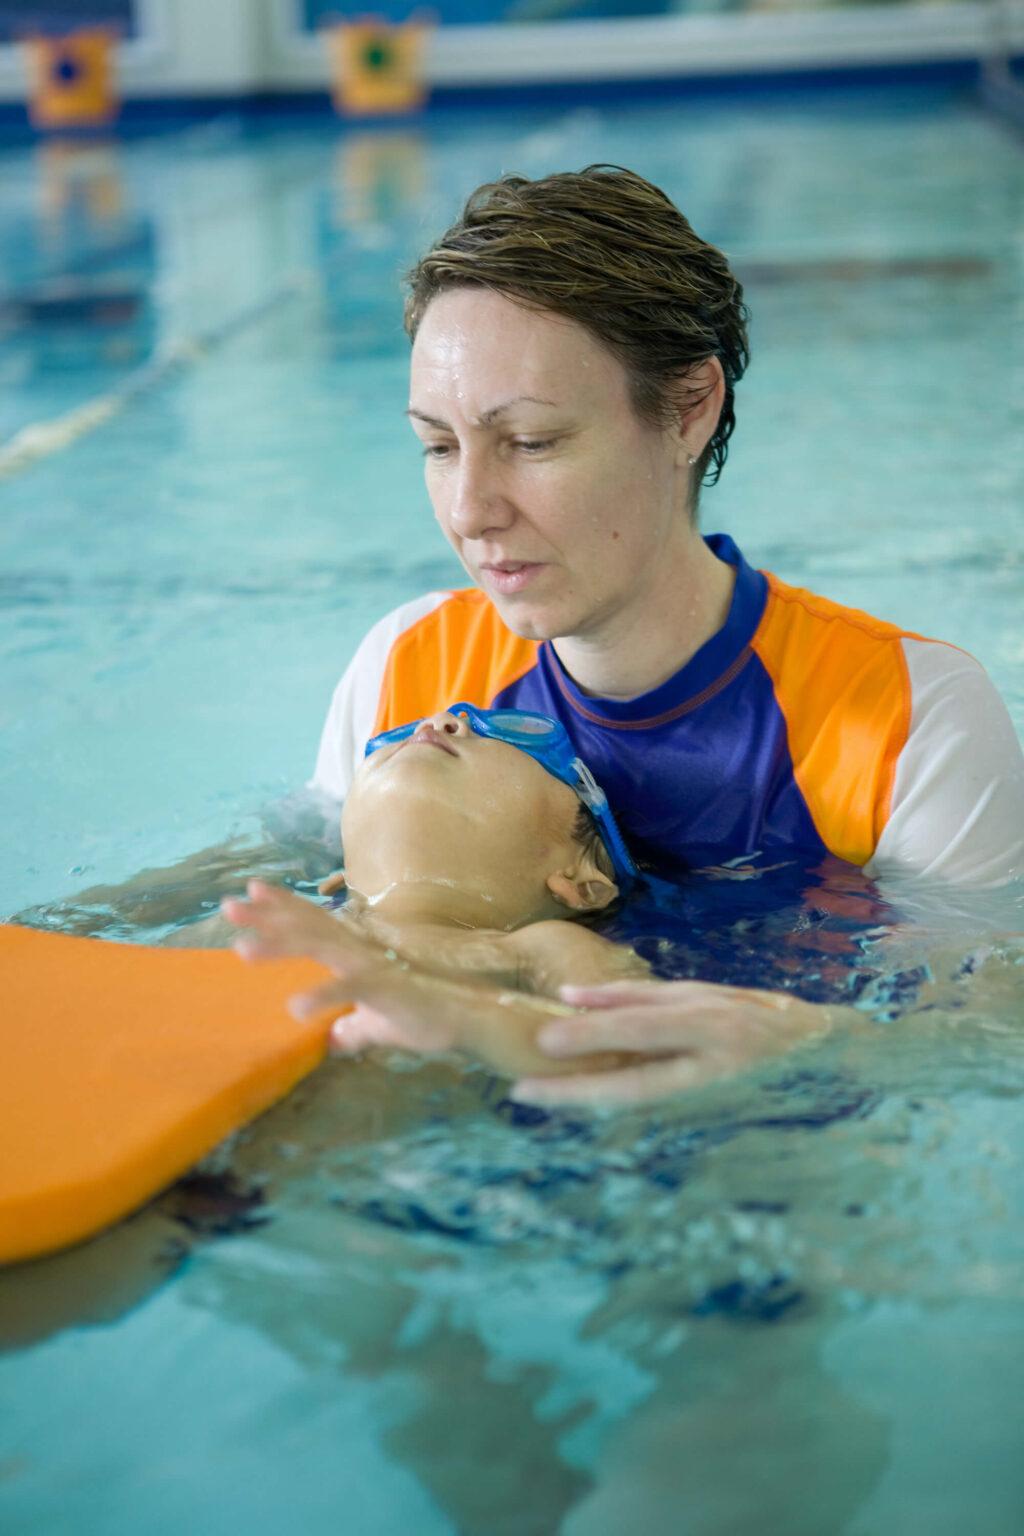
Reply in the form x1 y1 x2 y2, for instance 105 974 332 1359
553 529 736 701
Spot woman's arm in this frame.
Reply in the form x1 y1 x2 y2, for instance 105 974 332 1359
865 642 1024 886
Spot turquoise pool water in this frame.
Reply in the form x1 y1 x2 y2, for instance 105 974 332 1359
1 88 1023 1533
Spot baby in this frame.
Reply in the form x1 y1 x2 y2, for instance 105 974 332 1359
223 705 823 1084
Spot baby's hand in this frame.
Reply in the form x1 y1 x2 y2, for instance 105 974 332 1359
222 881 460 1053
222 880 367 971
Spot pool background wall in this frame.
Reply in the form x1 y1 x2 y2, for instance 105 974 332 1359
0 0 1022 127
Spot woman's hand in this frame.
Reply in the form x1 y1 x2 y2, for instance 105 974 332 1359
509 979 837 1106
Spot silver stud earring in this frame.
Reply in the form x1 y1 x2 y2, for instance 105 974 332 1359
686 453 697 467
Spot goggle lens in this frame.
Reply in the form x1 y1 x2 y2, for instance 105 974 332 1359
482 710 559 740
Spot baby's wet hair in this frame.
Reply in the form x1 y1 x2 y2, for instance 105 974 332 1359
573 801 616 884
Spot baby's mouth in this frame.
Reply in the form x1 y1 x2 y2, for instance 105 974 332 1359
407 724 458 756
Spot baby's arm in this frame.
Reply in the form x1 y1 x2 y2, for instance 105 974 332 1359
222 883 636 1079
505 920 650 995
366 915 647 996
162 911 237 948
19 825 337 939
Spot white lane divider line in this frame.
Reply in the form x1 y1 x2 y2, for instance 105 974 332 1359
0 274 310 483
0 396 123 480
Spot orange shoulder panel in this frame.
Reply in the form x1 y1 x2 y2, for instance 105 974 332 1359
372 588 541 735
751 573 925 866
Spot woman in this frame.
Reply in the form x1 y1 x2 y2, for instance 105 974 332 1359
310 166 1024 1102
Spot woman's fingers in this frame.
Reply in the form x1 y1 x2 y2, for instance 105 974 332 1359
511 1054 719 1107
558 979 674 1009
538 988 729 1056
542 983 825 1058
526 985 834 1103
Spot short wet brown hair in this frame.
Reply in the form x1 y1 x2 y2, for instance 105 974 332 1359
404 165 749 488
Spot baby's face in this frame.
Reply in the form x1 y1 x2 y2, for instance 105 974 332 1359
341 711 585 926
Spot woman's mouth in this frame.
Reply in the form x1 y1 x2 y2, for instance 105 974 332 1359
479 561 545 596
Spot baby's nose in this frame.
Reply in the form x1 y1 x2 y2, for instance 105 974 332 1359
423 710 467 737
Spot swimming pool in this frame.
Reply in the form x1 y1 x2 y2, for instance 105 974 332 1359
2 86 1023 1533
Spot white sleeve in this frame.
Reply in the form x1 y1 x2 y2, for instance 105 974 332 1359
865 638 1024 887
309 591 449 802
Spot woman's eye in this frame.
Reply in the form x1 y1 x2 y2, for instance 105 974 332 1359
422 443 453 460
515 438 555 453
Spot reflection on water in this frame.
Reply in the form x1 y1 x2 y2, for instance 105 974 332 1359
334 131 428 230
0 139 155 386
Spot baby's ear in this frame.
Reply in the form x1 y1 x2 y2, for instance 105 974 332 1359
546 871 618 913
318 869 347 897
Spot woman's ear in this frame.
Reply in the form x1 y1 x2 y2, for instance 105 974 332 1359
318 868 347 897
673 355 725 465
546 870 618 913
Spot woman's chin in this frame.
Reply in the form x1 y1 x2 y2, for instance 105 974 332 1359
485 594 573 645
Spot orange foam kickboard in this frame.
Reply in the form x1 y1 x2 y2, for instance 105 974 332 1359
0 924 336 1266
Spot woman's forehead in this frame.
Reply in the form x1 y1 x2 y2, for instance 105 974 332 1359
410 290 624 402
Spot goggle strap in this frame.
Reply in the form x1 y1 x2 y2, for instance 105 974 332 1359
570 757 608 813
571 757 637 887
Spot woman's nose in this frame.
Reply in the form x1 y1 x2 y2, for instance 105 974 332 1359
445 459 514 540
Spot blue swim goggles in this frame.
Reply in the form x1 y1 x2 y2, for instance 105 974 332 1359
366 702 638 892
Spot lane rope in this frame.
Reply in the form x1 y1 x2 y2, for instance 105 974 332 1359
0 272 311 483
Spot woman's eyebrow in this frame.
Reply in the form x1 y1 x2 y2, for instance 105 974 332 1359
406 408 449 430
476 396 557 425
406 395 558 431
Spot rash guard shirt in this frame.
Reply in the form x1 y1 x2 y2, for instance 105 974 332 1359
312 535 1024 886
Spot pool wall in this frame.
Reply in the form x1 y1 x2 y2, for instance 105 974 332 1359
0 0 1022 128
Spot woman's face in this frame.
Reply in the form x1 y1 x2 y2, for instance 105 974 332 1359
341 711 606 927
408 289 692 648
